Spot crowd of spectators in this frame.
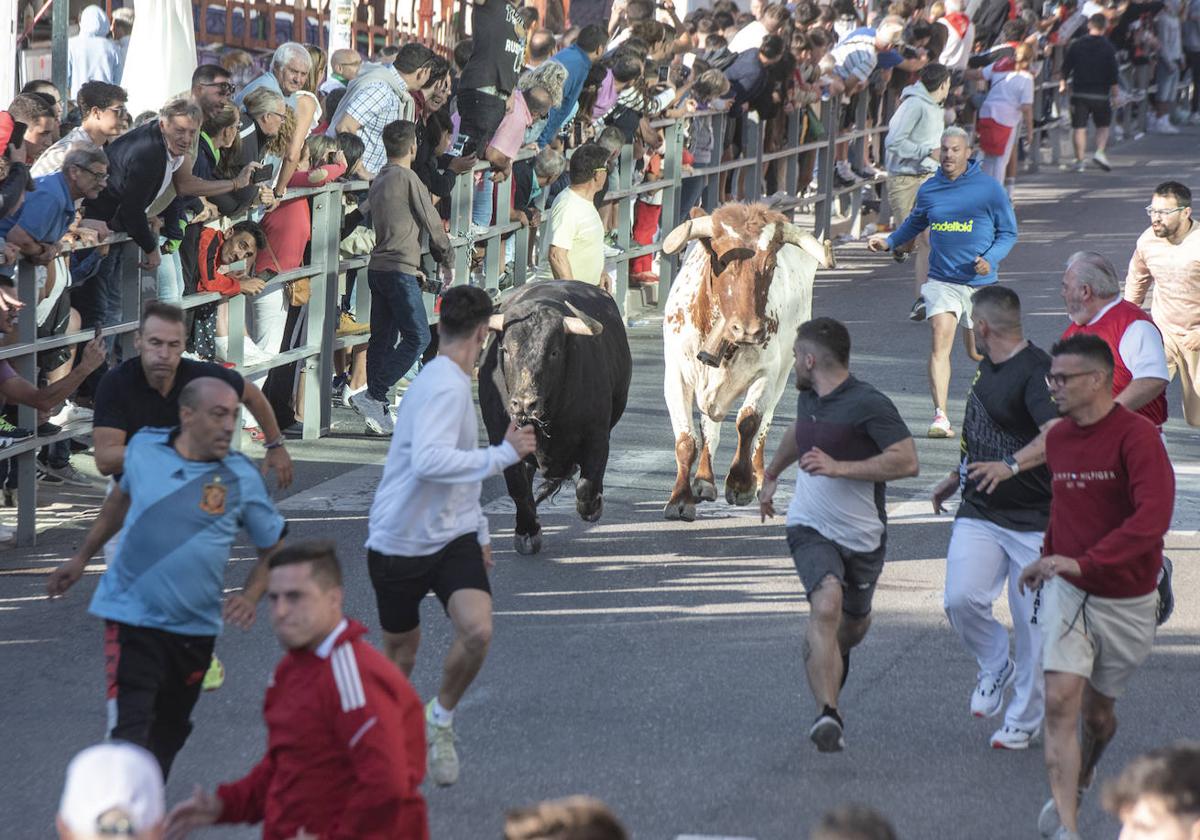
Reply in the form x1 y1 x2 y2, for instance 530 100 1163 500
1 0 1197 460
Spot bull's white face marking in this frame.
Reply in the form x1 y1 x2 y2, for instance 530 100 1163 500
758 223 776 252
722 222 738 239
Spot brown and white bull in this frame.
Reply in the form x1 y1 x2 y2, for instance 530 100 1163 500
661 203 834 520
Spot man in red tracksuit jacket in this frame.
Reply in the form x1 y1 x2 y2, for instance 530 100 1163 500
1018 334 1174 840
165 542 428 840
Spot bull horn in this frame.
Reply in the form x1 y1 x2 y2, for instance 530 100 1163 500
780 223 836 269
562 302 604 337
662 215 714 256
488 313 505 331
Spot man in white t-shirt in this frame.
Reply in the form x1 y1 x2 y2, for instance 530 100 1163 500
728 3 791 53
365 285 536 787
543 142 611 290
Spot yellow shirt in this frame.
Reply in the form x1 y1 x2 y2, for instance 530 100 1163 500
547 187 605 285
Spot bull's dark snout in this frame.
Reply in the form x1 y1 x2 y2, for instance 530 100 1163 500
509 394 540 419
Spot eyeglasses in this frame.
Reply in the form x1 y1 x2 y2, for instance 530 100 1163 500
1145 206 1187 218
105 105 128 117
1045 370 1098 388
200 82 238 95
263 111 286 120
81 167 109 181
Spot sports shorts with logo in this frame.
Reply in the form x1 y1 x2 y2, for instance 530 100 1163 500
787 524 885 618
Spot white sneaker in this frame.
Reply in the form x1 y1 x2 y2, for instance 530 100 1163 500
1151 115 1180 134
1051 828 1081 840
50 401 94 427
1188 112 1200 125
1111 123 1125 141
603 243 624 259
426 701 460 786
970 658 1015 718
349 390 394 435
1038 797 1060 837
1091 150 1111 171
0 522 14 544
991 724 1039 750
928 409 954 438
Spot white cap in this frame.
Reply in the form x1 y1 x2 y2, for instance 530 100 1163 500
59 743 165 838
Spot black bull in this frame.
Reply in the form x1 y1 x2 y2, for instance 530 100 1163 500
479 281 632 555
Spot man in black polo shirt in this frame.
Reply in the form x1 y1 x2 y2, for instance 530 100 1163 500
91 301 292 488
758 317 919 753
932 286 1059 751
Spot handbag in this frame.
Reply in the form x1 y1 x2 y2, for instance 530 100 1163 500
804 105 827 142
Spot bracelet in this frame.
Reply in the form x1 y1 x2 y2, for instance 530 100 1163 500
264 437 286 450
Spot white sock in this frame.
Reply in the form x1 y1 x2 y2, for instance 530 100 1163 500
429 698 454 727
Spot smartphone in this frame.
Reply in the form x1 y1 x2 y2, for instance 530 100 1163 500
9 120 27 149
251 163 276 184
657 64 670 84
449 132 471 157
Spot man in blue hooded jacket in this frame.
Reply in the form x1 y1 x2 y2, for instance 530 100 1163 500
869 126 1018 439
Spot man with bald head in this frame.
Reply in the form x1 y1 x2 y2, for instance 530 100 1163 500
321 48 364 96
48 376 287 779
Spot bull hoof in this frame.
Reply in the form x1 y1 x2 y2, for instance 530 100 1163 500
577 493 603 523
663 500 697 522
691 478 717 502
513 532 543 555
725 484 758 507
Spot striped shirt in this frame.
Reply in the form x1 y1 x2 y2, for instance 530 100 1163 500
830 27 880 83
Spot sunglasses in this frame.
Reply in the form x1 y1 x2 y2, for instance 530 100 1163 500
201 82 238 95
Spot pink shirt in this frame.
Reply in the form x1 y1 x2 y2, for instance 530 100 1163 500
488 91 532 161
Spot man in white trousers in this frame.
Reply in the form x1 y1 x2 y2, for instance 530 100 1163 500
932 285 1060 749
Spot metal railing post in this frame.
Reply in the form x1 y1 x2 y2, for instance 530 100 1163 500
704 111 726 211
305 183 341 439
815 98 837 241
784 108 800 202
613 144 633 317
14 261 40 546
746 113 763 202
658 117 684 303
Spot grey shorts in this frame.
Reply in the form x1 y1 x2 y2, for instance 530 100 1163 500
786 524 886 618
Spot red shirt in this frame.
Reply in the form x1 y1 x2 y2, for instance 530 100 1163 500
255 162 347 275
1062 300 1168 427
1044 405 1174 598
216 619 428 840
197 228 242 297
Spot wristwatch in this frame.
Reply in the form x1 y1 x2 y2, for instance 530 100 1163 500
1002 454 1020 475
264 437 286 450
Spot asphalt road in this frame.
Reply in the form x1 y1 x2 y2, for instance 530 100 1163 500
3 129 1199 840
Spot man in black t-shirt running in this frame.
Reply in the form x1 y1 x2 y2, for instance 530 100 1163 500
932 286 1060 750
759 318 919 753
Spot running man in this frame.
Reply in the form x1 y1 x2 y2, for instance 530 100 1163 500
365 285 536 786
868 126 1019 439
758 317 919 753
1018 335 1174 840
47 377 287 779
932 286 1058 750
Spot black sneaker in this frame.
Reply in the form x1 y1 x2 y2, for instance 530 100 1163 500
892 249 910 263
1156 557 1174 626
0 418 35 447
36 467 65 486
909 297 927 322
809 705 845 753
37 421 62 437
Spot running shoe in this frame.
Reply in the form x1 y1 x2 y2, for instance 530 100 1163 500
37 422 62 437
1038 797 1060 837
1091 150 1111 172
908 297 927 322
1050 829 1081 840
834 160 860 187
1072 159 1087 172
991 724 1039 750
0 417 34 447
350 390 394 436
202 655 225 691
928 409 954 439
426 701 460 786
341 384 366 410
49 401 94 426
1189 112 1200 125
971 658 1015 718
38 461 94 487
809 706 845 753
1156 556 1174 626
36 468 65 486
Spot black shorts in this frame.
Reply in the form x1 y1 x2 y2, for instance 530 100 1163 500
786 524 886 619
455 89 509 154
1069 96 1112 129
367 533 491 633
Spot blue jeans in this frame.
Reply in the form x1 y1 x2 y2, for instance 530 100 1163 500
155 238 184 304
677 175 707 227
366 269 430 401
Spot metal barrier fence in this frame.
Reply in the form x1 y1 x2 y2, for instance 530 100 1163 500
0 58 1191 545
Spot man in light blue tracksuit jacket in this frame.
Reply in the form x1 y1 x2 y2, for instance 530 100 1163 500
869 125 1018 439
